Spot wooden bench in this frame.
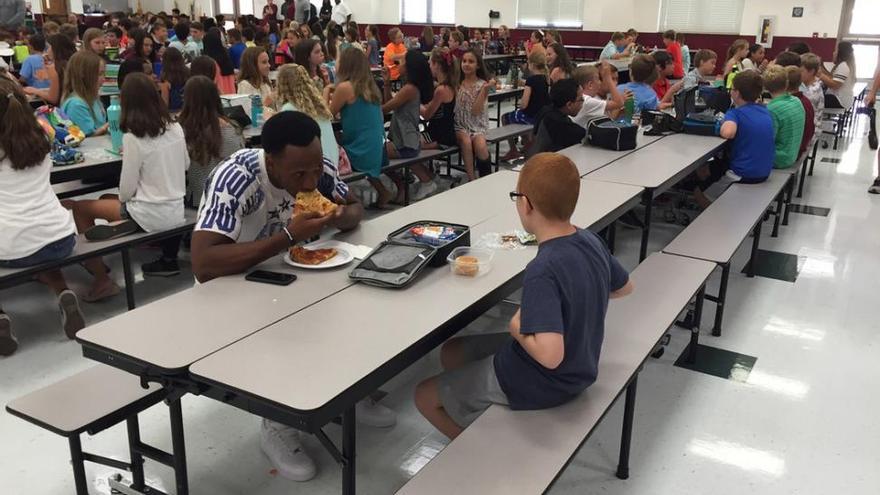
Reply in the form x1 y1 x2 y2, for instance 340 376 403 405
0 210 197 310
662 172 790 339
5 365 189 495
485 124 534 171
396 253 716 495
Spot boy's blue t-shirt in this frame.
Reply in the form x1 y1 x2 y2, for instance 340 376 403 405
617 81 659 113
229 42 246 69
723 103 775 180
494 229 630 410
21 54 50 89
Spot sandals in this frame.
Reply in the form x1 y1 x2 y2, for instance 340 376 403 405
84 220 139 242
81 281 122 303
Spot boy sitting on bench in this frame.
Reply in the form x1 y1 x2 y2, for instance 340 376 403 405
414 152 634 439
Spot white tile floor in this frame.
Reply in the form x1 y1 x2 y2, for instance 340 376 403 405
3 116 880 495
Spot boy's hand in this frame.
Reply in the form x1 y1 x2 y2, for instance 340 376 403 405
623 89 634 100
670 80 685 94
381 65 391 82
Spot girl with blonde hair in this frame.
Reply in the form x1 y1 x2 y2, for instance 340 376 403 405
277 63 338 166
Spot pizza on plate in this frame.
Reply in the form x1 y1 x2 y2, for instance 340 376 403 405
294 190 338 216
290 246 339 265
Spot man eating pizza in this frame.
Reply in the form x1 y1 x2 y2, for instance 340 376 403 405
190 110 396 483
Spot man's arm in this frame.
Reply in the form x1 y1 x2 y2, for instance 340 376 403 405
866 51 880 107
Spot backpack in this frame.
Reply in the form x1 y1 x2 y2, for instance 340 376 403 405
586 118 638 151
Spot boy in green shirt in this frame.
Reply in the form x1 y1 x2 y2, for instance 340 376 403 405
764 65 805 169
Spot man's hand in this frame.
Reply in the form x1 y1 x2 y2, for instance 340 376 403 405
867 91 876 108
287 211 334 243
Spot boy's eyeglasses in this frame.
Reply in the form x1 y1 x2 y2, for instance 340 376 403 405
509 191 528 202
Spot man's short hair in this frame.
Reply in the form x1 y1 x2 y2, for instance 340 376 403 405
28 33 46 52
242 26 254 41
732 70 763 102
550 78 580 108
227 28 242 42
774 51 802 68
573 65 599 86
626 28 638 37
174 21 190 41
662 29 675 40
629 54 657 84
693 49 717 67
59 23 78 41
105 27 123 38
518 153 580 222
762 65 788 94
191 21 204 31
784 65 802 92
262 111 321 156
787 41 811 55
801 53 821 72
652 50 672 69
611 32 625 42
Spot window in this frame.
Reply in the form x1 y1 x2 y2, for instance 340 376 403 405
849 0 880 35
517 0 584 29
401 0 455 25
659 0 745 34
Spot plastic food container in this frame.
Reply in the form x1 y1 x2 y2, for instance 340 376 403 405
447 247 494 278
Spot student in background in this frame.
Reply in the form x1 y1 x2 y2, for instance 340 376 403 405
180 75 244 209
531 79 586 155
420 26 436 52
82 28 107 58
661 30 684 79
819 41 856 109
227 28 247 68
501 50 550 161
682 49 718 88
329 48 392 206
741 43 768 73
203 28 236 94
61 51 108 136
693 70 774 207
19 33 50 89
526 31 544 57
546 43 573 84
455 49 495 181
800 53 824 148
23 34 74 105
67 73 188 292
600 32 631 61
382 50 439 202
571 62 627 128
237 46 276 108
414 152 632 439
0 78 85 355
242 25 256 47
339 27 363 55
448 30 467 59
104 27 123 61
190 55 217 81
124 28 155 62
383 27 407 89
158 47 189 113
365 24 380 66
773 53 814 163
764 65 805 170
277 63 337 167
625 28 639 49
422 48 458 150
788 42 811 56
723 39 749 88
617 54 660 114
294 38 330 91
676 32 690 72
651 50 685 106
168 21 199 61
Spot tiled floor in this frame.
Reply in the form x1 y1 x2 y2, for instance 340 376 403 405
2 116 880 495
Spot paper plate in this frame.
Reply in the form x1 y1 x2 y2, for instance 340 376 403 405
283 241 354 269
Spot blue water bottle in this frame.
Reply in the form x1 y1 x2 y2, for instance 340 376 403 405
250 94 263 127
107 95 123 153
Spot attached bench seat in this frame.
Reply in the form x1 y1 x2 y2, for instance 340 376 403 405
662 172 790 337
0 209 197 310
486 124 534 171
5 365 186 495
396 253 715 495
342 147 459 184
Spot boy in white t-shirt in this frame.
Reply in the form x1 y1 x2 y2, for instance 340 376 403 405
571 62 627 128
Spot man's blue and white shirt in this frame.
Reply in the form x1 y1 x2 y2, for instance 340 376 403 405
195 148 349 242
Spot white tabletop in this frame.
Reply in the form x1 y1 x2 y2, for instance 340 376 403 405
50 136 122 181
587 133 725 189
189 178 643 412
558 132 667 177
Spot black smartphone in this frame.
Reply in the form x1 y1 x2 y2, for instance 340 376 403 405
245 270 297 286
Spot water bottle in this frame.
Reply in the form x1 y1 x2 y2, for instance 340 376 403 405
250 94 263 126
107 95 123 153
623 95 635 123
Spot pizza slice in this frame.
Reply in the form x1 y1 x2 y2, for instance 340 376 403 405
290 246 339 265
294 190 338 217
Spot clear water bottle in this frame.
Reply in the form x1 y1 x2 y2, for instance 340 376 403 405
250 94 263 126
107 95 122 153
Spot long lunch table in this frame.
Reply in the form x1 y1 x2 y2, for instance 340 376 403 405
488 87 525 123
77 171 643 495
51 135 122 185
557 131 667 177
587 132 726 261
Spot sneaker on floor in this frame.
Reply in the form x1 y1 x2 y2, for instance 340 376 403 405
142 257 181 277
84 220 139 241
869 179 880 194
58 290 86 340
413 180 439 201
260 419 317 482
0 313 17 356
356 399 397 428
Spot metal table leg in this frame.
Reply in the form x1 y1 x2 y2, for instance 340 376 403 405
639 190 654 262
342 406 356 495
615 376 639 480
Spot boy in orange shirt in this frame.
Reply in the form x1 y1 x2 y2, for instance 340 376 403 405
383 27 407 90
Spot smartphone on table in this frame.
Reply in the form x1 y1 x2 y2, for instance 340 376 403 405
245 270 297 286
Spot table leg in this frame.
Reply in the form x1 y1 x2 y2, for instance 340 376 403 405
168 398 189 495
126 416 146 491
68 435 90 495
782 174 794 226
615 376 638 480
771 192 783 238
121 248 136 311
608 220 617 254
687 285 706 364
342 406 356 495
748 221 762 278
639 190 653 262
711 263 730 337
797 155 808 198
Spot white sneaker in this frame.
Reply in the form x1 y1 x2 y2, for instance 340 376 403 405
413 180 439 201
58 289 85 340
260 419 317 481
356 399 397 428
